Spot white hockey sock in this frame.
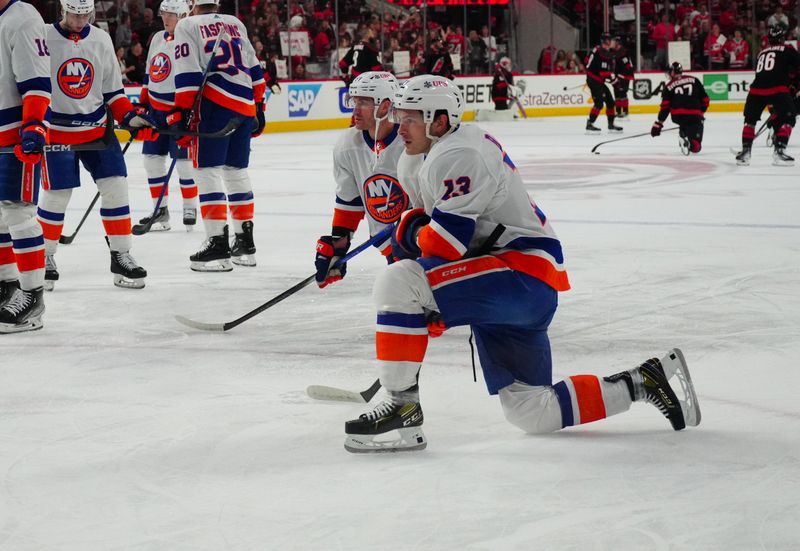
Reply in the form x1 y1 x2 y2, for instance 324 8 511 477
96 176 132 252
176 159 198 206
195 167 226 236
36 188 72 255
1 203 44 291
223 167 253 234
143 154 169 206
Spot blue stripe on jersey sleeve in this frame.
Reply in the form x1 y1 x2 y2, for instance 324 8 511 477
143 74 149 86
249 64 265 82
0 106 23 126
431 207 475 251
335 195 364 207
16 77 52 97
376 312 427 329
175 71 203 89
102 89 125 104
504 236 564 264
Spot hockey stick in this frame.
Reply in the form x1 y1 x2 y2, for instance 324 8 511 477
513 97 528 119
59 131 137 245
591 126 679 154
306 379 382 404
0 113 116 154
50 118 241 139
131 156 177 236
175 225 394 332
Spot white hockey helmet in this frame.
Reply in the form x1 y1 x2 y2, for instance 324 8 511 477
392 74 464 128
346 71 399 114
190 0 220 8
60 0 94 15
159 0 190 17
498 56 512 71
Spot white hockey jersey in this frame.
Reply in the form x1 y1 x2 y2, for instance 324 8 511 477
173 13 265 117
142 31 178 111
408 124 570 292
0 0 50 147
46 23 132 144
332 124 407 255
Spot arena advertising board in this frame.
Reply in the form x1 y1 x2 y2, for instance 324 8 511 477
122 70 753 133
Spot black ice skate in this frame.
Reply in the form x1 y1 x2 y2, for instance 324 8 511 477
133 206 170 233
344 385 427 453
0 286 44 334
585 121 602 134
0 279 20 309
231 220 256 267
608 122 623 133
773 147 795 166
183 206 197 231
190 225 233 272
44 253 58 292
735 146 751 166
605 348 701 431
110 249 147 289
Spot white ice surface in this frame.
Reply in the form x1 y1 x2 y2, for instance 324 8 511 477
1 113 799 550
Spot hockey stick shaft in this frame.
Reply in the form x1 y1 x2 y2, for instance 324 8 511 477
59 133 137 245
591 126 679 153
175 225 394 332
755 118 770 139
132 157 177 236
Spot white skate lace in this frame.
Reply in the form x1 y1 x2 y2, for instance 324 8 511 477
360 400 397 421
2 289 31 316
116 252 140 271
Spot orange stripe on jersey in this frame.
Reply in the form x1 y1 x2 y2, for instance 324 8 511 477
418 225 463 261
229 203 253 220
22 96 50 126
376 332 428 362
109 96 135 124
496 250 571 292
203 87 255 117
0 245 14 265
570 375 607 423
200 204 227 220
139 88 150 107
14 249 44 272
102 218 131 236
49 126 106 145
332 209 364 232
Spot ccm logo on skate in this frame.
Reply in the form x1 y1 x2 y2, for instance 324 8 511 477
149 53 172 83
57 58 95 99
403 411 422 426
288 83 322 117
363 174 408 223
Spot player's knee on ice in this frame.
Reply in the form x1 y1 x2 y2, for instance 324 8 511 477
499 382 563 434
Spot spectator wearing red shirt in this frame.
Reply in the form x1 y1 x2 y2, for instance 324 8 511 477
653 13 676 69
446 25 466 59
692 5 711 30
676 0 695 25
725 29 749 68
719 3 737 36
704 24 727 69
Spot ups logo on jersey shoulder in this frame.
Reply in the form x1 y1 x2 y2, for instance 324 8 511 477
363 174 408 224
57 58 95 99
149 53 172 83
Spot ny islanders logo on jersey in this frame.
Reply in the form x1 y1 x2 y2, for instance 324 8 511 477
57 58 95 99
149 53 172 83
363 174 408 223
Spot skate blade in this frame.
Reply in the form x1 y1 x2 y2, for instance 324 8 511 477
185 225 194 232
344 427 427 454
585 130 601 135
608 129 623 134
660 348 701 427
772 159 795 167
113 274 146 289
0 317 44 334
231 254 256 267
190 259 233 272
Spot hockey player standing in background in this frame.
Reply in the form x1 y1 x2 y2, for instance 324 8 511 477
651 62 710 154
735 25 800 166
0 0 50 332
584 33 622 134
423 38 455 80
38 0 157 290
342 75 701 453
171 0 265 271
314 72 407 288
338 29 383 86
612 35 634 118
491 57 514 111
136 0 198 233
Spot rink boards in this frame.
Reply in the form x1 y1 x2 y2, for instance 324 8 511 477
121 70 753 135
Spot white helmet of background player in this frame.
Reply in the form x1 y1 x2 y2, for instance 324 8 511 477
346 71 399 120
160 0 190 17
190 0 219 8
391 74 464 140
498 56 512 72
60 0 93 15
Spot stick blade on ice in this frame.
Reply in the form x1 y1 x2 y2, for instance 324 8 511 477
174 314 226 332
306 385 368 403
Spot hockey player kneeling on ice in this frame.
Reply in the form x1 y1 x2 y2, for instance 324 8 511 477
651 62 710 155
37 0 157 290
171 0 265 271
343 75 702 453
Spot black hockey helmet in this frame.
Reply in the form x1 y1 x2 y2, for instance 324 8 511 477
668 61 683 77
768 24 787 44
600 32 613 44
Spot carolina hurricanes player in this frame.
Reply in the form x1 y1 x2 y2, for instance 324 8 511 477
314 71 409 288
37 0 157 290
341 75 701 453
171 0 265 271
0 0 50 332
137 0 198 232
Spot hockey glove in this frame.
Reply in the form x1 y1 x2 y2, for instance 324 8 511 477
651 121 663 137
392 208 431 261
14 121 47 164
166 109 193 148
315 234 351 288
122 105 158 140
425 309 447 338
252 102 266 137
